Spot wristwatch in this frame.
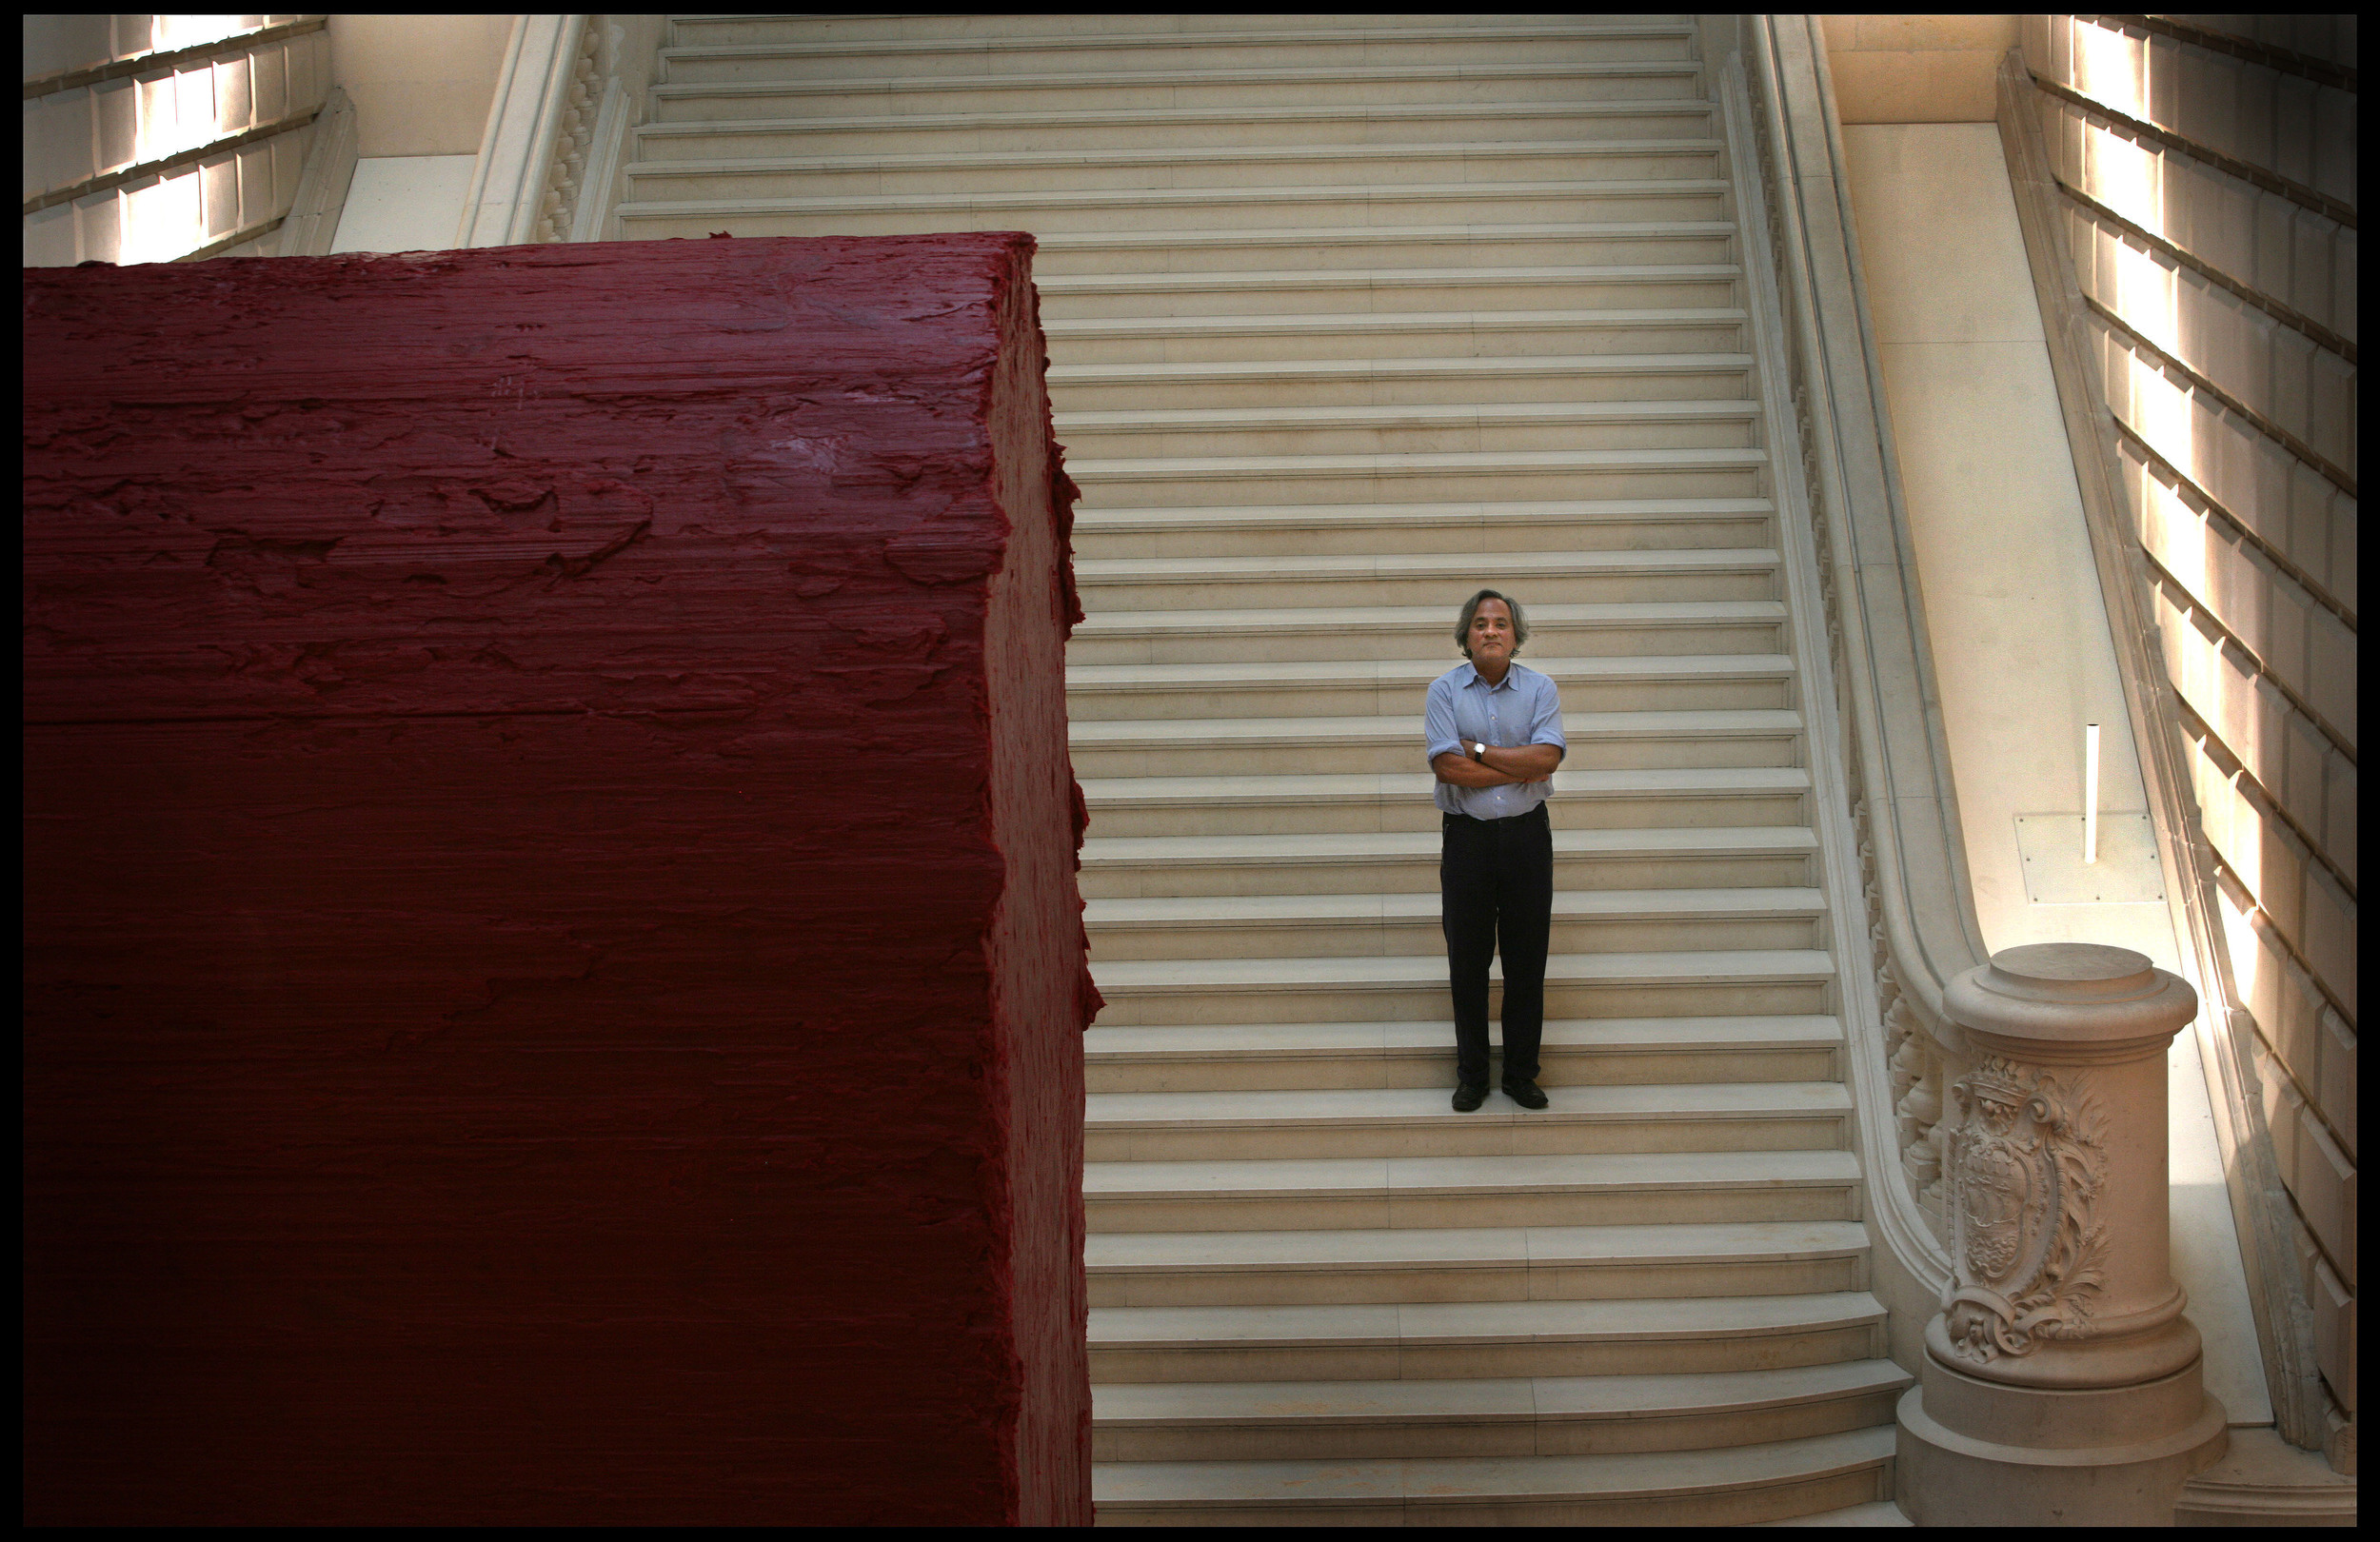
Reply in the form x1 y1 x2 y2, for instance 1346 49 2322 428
1472 741 1488 759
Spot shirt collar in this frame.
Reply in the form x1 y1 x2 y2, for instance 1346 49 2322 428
1460 660 1522 691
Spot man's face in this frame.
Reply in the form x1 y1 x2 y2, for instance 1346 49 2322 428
1468 599 1516 667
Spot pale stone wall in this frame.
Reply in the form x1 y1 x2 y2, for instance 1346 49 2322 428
2020 13 2357 1467
1820 15 2019 124
325 15 513 157
315 14 515 254
326 152 479 252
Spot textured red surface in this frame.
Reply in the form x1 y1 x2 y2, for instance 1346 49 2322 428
22 234 1094 1525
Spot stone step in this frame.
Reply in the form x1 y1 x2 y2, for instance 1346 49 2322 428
1083 1077 1851 1158
1086 886 1825 963
1069 707 1800 776
647 61 1710 120
1059 381 1751 424
1068 598 1786 664
1028 220 1740 275
1086 1014 1844 1095
1075 791 1810 843
1051 352 1755 414
1076 545 1775 611
1089 950 1833 1028
1093 1358 1910 1460
1078 823 1819 900
1066 651 1793 721
1090 1216 1872 1307
1090 1425 1897 1524
617 179 1730 237
1073 445 1764 508
1045 266 1742 325
1084 1147 1863 1234
1061 399 1756 462
1051 307 1749 367
1057 394 1756 457
632 100 1720 159
1070 495 1772 560
660 23 1696 83
1087 1291 1888 1384
623 141 1727 202
1089 1218 1872 1309
1079 765 1809 840
1759 1498 1915 1526
668 12 1685 47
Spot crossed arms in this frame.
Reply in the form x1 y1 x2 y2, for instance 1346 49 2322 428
1432 742 1562 787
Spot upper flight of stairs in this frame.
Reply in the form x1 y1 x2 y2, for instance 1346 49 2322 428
627 14 1905 1525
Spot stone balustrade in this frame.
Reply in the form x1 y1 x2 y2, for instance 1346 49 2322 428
1896 942 2231 1523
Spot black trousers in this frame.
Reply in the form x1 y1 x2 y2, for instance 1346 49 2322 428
1439 802 1553 1087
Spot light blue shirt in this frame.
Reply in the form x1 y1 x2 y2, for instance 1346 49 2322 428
1424 660 1567 820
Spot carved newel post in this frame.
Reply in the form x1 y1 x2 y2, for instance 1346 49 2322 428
1895 943 2229 1524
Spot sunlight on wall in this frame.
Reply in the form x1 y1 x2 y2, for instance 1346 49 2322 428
151 15 254 53
2075 18 2146 121
109 19 288 265
2219 771 2261 899
2129 349 2197 488
129 17 289 175
2166 488 2210 603
2215 854 2263 1008
2137 464 2210 601
118 168 208 267
137 54 226 166
2112 239 2181 354
2085 117 2162 236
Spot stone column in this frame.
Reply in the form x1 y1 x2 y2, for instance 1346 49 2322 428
1895 943 2229 1524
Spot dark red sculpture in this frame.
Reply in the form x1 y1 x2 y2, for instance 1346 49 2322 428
23 233 1094 1526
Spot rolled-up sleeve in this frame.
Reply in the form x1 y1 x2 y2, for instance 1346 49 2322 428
1424 675 1464 764
1527 672 1567 761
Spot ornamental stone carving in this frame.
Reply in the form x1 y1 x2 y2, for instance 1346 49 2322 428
1897 943 2226 1525
1942 1055 2112 1363
535 24 605 243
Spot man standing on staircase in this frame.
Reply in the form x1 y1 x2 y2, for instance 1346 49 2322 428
1426 590 1566 1114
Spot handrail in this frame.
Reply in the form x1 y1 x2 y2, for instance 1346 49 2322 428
279 87 360 258
1718 16 2004 1299
457 15 588 248
458 16 664 247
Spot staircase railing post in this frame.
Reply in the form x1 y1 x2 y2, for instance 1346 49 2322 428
1894 942 2229 1523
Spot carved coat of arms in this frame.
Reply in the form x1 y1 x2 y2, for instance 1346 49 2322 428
1940 1055 2112 1363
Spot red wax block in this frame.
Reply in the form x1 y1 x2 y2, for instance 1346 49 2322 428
23 234 1094 1526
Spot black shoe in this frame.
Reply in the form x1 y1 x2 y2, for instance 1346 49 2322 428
1452 1081 1488 1113
1501 1077 1549 1110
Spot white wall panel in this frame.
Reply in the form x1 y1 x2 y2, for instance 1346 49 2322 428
327 153 478 255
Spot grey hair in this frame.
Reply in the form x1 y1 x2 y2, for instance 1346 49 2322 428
1454 588 1528 659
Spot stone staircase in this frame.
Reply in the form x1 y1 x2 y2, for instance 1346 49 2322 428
622 13 1909 1525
